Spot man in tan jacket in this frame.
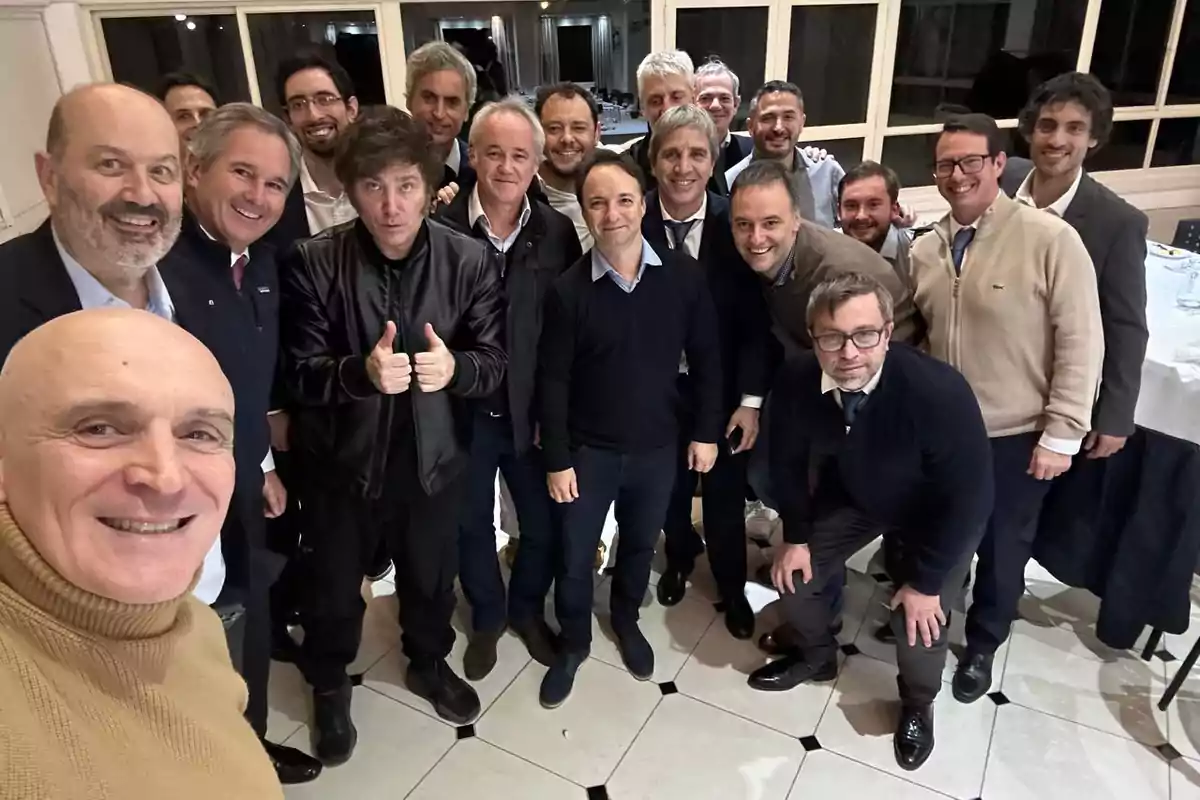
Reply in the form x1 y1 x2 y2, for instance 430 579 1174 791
910 113 1103 705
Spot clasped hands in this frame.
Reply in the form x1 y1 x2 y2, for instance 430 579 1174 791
366 320 455 394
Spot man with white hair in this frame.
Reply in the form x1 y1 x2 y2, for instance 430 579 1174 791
617 49 697 193
407 40 478 190
436 98 582 681
694 58 753 194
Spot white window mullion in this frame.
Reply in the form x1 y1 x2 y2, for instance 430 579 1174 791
1155 0 1190 109
235 8 260 107
764 0 792 82
1076 0 1103 73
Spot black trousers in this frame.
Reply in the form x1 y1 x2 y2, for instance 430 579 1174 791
266 451 305 628
299 454 464 692
964 431 1054 654
663 436 749 600
555 444 677 652
779 507 974 705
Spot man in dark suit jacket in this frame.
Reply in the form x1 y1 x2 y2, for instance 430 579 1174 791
1000 72 1149 456
435 98 583 681
640 105 774 640
0 87 320 783
754 271 992 772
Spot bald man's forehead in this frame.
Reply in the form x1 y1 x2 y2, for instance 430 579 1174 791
58 88 180 162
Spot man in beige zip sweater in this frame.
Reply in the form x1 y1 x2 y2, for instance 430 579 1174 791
909 114 1103 705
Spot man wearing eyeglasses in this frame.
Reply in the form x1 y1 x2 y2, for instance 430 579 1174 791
909 114 1102 705
754 271 991 771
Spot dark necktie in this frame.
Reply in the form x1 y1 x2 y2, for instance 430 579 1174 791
664 219 697 253
841 390 866 427
232 254 248 290
951 227 976 275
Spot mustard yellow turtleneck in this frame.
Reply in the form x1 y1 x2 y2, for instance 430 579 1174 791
0 504 282 800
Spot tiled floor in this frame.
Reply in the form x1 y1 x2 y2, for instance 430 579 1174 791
273 539 1194 799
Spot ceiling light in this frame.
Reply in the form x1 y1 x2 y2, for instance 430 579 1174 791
186 20 196 30
174 13 186 21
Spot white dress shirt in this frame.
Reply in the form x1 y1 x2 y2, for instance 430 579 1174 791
1014 167 1083 217
821 362 885 431
299 156 358 235
540 177 593 250
469 185 532 256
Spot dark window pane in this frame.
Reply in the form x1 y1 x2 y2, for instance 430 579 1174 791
247 11 384 114
1085 119 1151 171
882 133 938 188
1167 0 1200 105
1091 0 1173 107
802 138 864 169
557 25 595 83
101 15 250 103
787 5 876 125
889 0 1084 125
1151 117 1200 167
676 7 768 124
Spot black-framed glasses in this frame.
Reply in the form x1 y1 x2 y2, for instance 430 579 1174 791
933 154 991 179
811 328 885 353
285 92 344 115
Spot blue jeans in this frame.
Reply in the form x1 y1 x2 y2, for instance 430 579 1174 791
458 411 558 633
554 445 678 652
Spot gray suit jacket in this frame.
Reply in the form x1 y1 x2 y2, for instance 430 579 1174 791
1000 157 1149 437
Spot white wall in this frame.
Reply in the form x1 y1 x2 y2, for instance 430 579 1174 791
0 8 63 243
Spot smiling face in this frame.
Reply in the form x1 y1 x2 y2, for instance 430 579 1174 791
810 293 892 390
1028 99 1096 182
409 69 470 150
838 175 899 250
284 67 358 158
539 92 600 181
640 73 694 126
471 109 539 208
750 91 804 160
0 310 235 605
351 162 430 259
163 85 217 143
653 125 713 214
731 180 802 277
187 125 292 253
36 85 184 283
934 130 1005 223
581 163 646 255
695 72 738 140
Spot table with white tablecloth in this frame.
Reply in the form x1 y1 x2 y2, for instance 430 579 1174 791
1036 242 1200 649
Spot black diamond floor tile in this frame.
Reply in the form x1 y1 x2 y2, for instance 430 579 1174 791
586 785 609 800
870 572 890 584
1156 649 1177 663
988 691 1010 706
713 600 727 612
349 672 364 687
456 724 476 740
799 735 822 752
840 643 861 657
1158 743 1183 762
659 681 679 696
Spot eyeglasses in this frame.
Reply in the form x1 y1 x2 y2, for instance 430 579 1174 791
285 92 344 115
933 154 991 179
811 329 884 353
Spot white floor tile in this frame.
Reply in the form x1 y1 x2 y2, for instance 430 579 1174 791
265 661 309 744
350 580 402 676
1171 757 1200 800
407 737 583 799
983 703 1170 800
674 618 837 738
813 655 993 799
281 686 456 800
589 580 718 683
476 657 662 787
1002 618 1168 746
361 617 531 723
787 750 951 800
606 694 805 800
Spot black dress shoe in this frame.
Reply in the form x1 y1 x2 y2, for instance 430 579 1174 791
656 566 689 607
747 653 837 691
464 627 504 681
512 617 559 667
262 739 323 784
951 650 994 704
873 621 897 645
723 594 755 640
312 683 356 766
894 704 934 770
540 650 588 708
406 660 481 724
614 623 655 680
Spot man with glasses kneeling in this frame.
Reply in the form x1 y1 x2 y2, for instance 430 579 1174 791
751 272 992 772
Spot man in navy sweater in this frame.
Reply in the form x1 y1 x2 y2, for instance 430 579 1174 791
752 271 992 771
538 150 723 707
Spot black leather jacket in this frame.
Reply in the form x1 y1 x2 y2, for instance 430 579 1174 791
279 218 507 497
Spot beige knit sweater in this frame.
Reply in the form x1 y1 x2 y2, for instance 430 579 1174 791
0 505 283 800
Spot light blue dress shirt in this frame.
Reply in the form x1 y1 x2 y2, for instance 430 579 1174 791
589 239 662 293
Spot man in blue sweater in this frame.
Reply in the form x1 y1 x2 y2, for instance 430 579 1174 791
537 150 723 707
750 271 992 771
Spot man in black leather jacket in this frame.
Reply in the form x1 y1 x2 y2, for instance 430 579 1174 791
278 106 506 765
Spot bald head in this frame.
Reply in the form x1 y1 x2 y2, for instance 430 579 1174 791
36 84 183 306
0 309 235 605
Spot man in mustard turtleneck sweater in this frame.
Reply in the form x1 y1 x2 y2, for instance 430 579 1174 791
0 309 282 800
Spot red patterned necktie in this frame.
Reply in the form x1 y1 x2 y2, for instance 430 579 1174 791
232 254 248 290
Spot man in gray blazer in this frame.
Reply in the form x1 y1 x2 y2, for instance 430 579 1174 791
1001 72 1148 457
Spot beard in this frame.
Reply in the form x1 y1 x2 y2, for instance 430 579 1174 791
56 178 181 278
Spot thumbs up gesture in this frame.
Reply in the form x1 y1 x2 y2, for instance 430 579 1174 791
414 323 456 392
366 321 412 394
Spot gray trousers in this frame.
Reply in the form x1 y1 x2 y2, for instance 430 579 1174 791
779 507 974 706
